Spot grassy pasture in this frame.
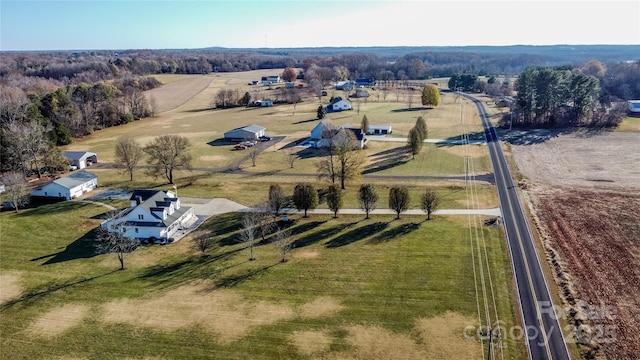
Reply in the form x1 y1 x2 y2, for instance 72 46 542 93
0 201 523 359
0 70 524 358
615 116 640 132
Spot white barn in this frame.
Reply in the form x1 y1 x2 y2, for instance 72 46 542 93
31 170 98 200
61 151 97 169
101 190 195 241
224 125 266 142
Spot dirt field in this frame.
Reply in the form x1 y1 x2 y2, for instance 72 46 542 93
529 187 640 359
510 130 640 189
510 127 640 359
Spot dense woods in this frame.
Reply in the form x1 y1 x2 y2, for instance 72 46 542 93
510 61 636 127
1 46 637 175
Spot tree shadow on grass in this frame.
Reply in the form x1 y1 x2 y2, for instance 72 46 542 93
368 222 421 244
213 263 278 289
293 118 319 125
390 107 429 113
292 220 356 248
325 221 388 248
30 228 101 265
207 138 236 147
0 269 118 310
201 212 243 237
362 157 409 175
17 200 86 217
136 247 247 288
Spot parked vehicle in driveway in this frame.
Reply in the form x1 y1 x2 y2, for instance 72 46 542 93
242 140 256 147
233 144 247 150
259 135 271 142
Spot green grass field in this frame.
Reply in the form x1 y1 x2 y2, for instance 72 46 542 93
0 70 526 359
0 202 524 359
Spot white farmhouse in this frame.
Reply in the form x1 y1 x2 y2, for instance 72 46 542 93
326 97 352 113
31 170 98 200
101 190 195 241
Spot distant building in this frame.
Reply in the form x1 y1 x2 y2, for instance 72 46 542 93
224 125 266 141
335 81 355 91
61 151 97 169
261 75 281 85
628 100 640 116
326 97 352 113
254 100 273 107
366 124 393 135
355 78 375 87
31 170 98 200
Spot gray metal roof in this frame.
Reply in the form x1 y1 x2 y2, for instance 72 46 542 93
53 170 97 189
61 151 97 161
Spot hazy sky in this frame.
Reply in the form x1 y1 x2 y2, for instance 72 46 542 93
1 0 638 51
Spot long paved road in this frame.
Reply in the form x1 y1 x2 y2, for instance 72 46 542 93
466 94 571 360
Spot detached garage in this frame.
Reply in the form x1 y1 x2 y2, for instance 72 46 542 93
224 125 266 142
62 151 97 169
31 170 98 200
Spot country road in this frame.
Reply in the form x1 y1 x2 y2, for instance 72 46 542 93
467 93 571 360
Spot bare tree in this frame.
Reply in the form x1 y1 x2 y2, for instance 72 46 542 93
268 184 286 218
406 90 415 110
191 230 212 256
115 136 143 181
326 184 343 218
143 135 192 184
389 186 410 220
95 224 139 270
239 211 259 260
148 95 158 117
6 120 50 177
420 188 441 220
273 226 292 263
286 148 298 168
252 202 275 242
358 183 378 219
2 171 28 212
248 144 260 166
335 130 365 189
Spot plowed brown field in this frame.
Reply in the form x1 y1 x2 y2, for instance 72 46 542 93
512 128 640 359
531 188 640 359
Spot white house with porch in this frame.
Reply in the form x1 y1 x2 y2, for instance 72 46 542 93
101 189 195 241
31 170 98 200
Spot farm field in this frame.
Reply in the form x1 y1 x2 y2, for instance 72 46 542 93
0 202 524 359
508 117 640 359
0 69 524 359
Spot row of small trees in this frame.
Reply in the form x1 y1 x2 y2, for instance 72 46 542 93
203 182 443 264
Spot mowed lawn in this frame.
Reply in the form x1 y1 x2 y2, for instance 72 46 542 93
0 202 525 359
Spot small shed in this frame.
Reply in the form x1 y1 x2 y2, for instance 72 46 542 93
31 170 98 200
224 125 266 142
61 151 97 169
